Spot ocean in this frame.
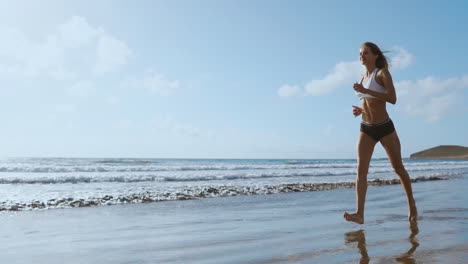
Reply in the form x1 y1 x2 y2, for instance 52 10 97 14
1 157 467 211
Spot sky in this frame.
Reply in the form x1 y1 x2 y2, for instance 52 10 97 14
0 0 467 159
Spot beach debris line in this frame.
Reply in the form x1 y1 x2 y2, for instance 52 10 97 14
0 176 447 212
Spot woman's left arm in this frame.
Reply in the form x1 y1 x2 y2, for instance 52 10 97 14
354 68 397 104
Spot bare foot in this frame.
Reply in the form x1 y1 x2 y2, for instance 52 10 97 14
344 212 364 224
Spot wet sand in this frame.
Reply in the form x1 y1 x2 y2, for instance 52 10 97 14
1 177 467 263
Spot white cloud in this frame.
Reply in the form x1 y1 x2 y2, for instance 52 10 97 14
390 46 414 70
279 47 414 97
122 70 181 96
0 16 132 79
305 61 362 96
0 28 66 77
144 73 180 96
93 34 133 74
278 84 301 98
58 16 99 48
396 75 468 122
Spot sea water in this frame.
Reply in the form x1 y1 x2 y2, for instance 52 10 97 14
0 158 467 211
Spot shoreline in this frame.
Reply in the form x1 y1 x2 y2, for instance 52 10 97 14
0 175 449 212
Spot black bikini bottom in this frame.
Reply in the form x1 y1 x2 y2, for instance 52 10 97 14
360 119 395 141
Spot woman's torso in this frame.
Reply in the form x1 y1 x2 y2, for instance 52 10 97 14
359 68 389 123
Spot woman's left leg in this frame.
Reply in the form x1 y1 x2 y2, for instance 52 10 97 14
380 131 418 221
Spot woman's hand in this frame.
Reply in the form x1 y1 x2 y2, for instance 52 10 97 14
352 105 364 117
353 82 367 93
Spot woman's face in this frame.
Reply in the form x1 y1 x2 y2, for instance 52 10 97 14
360 45 377 66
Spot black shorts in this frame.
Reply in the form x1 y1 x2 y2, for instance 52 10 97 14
360 119 395 142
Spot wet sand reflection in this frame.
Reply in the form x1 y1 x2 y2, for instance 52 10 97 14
344 229 369 264
395 221 420 264
345 221 420 264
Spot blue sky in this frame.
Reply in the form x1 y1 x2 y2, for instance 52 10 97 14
0 0 467 159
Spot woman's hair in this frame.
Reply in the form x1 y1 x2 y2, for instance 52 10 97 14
362 42 389 69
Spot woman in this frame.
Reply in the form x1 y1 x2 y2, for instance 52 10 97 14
343 42 418 224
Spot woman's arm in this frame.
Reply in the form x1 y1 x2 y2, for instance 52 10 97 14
352 105 365 117
353 68 397 104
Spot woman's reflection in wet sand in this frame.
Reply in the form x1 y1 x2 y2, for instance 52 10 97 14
344 221 420 264
395 221 420 264
345 229 369 264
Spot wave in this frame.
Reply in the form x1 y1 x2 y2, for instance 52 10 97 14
0 176 448 212
94 159 156 164
0 171 356 184
0 164 358 173
0 167 466 185
1 161 467 173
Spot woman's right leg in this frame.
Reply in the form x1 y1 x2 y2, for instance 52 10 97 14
344 132 377 224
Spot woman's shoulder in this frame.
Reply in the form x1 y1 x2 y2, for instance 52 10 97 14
376 67 391 75
376 67 392 80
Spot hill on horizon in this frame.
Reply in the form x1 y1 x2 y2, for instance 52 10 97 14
410 145 468 159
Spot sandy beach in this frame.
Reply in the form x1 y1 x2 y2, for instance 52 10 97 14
1 177 467 263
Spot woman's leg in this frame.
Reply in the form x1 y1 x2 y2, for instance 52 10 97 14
380 131 418 221
344 132 377 224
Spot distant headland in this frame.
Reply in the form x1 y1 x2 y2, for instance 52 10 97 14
410 145 468 159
